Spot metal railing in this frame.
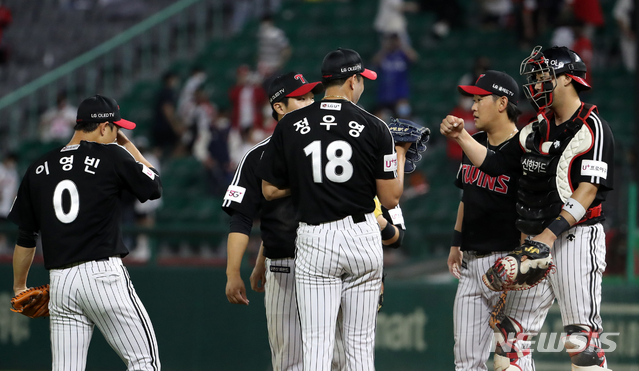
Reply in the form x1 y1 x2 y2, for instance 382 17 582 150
0 0 225 150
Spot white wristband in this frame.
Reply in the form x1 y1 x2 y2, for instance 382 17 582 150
563 198 586 221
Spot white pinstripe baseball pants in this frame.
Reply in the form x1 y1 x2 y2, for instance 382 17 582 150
454 251 554 371
49 257 160 371
295 213 382 371
264 257 347 371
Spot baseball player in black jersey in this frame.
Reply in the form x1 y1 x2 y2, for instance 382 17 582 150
258 48 410 371
442 46 614 371
447 71 553 371
223 71 406 371
9 95 161 371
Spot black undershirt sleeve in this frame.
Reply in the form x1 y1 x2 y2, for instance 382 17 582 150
229 211 253 236
17 227 38 248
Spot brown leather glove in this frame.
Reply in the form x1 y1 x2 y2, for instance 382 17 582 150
11 284 50 318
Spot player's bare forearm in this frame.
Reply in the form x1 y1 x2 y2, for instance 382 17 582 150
440 115 488 167
13 245 36 295
262 180 291 201
534 182 599 246
250 243 267 293
116 131 156 169
226 233 250 305
226 233 249 276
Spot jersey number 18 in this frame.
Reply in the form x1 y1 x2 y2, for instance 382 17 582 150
304 140 353 183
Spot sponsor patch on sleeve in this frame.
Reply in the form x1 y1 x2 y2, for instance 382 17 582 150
580 160 608 179
388 206 405 227
383 153 398 172
320 102 341 111
141 163 155 180
224 185 246 203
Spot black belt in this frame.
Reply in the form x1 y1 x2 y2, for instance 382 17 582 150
308 212 367 226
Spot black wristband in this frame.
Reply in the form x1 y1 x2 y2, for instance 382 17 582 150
451 230 462 247
381 222 396 241
547 215 571 237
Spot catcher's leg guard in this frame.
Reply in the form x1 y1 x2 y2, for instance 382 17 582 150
564 325 611 371
493 316 530 371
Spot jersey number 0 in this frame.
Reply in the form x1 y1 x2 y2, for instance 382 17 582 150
304 140 353 183
53 180 80 223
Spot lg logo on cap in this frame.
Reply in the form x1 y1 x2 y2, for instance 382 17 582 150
91 112 115 118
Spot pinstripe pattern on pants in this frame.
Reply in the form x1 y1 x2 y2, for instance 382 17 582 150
263 257 350 371
265 257 303 371
295 213 382 371
453 252 554 371
549 223 606 331
49 257 160 371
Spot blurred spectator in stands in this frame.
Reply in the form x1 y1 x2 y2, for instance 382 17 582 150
257 15 291 84
190 90 232 197
478 0 513 29
177 66 207 130
568 0 604 39
374 0 419 45
153 72 184 157
446 57 490 163
0 0 10 64
127 137 162 263
372 33 418 118
39 91 77 142
614 0 636 72
229 65 268 140
418 0 463 38
190 88 219 156
514 0 566 48
550 17 594 86
0 152 17 255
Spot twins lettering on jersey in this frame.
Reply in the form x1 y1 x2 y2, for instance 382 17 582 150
460 164 510 194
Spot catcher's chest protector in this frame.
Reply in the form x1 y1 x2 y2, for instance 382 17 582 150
515 103 597 235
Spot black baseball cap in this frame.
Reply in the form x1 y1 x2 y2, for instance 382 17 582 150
268 72 324 104
458 70 519 106
76 94 136 130
321 48 377 81
268 72 324 120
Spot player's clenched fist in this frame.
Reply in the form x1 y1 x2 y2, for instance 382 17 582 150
440 115 465 138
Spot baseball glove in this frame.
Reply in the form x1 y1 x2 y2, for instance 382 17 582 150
388 117 430 173
482 240 554 292
11 285 50 318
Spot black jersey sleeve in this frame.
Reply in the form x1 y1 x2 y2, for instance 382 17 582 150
374 119 398 180
257 124 289 188
572 113 614 191
222 140 268 219
111 144 162 202
7 168 39 232
479 134 523 177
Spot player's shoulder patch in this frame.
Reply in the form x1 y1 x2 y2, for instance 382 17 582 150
140 163 156 180
383 153 397 172
223 185 247 204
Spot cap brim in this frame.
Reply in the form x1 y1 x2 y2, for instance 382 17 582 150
114 118 136 130
457 85 492 96
286 81 324 98
361 69 377 80
566 74 591 89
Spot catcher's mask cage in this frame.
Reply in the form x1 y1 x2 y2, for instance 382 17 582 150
520 45 590 111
